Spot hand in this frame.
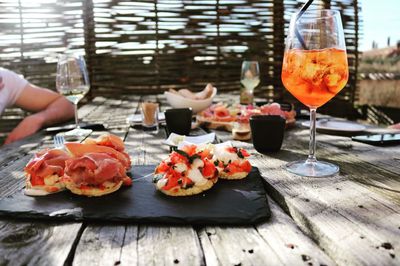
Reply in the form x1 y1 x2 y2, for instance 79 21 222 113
4 114 45 144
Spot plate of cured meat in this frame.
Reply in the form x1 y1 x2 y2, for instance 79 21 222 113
196 102 296 131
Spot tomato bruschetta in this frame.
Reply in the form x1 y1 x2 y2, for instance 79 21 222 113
153 145 218 196
213 145 252 179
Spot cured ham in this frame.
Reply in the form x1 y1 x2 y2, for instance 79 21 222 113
24 149 71 195
65 142 131 170
63 152 131 197
84 134 125 152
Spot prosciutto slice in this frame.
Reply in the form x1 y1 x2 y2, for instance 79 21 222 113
84 134 125 152
65 142 131 170
64 153 131 186
25 149 71 186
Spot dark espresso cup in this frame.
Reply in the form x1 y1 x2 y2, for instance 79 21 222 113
250 115 286 153
165 108 193 136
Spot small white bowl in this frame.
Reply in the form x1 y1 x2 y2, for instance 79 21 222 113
164 87 217 113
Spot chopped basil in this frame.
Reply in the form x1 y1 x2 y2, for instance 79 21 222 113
189 154 201 164
152 174 163 183
176 149 190 158
175 149 201 164
184 183 194 189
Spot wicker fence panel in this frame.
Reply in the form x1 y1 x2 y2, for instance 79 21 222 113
0 0 360 102
0 0 86 90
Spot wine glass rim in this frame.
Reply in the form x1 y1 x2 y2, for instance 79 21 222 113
294 9 340 19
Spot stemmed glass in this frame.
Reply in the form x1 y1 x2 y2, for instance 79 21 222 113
240 61 260 104
56 54 92 137
281 10 348 177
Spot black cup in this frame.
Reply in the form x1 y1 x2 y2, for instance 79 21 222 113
165 108 193 136
250 115 286 153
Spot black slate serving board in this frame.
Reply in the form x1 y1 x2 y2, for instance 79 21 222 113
0 166 270 225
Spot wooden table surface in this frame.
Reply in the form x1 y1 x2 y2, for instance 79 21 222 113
0 95 399 266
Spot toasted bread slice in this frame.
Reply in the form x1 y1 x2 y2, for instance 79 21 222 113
64 179 123 197
156 179 215 196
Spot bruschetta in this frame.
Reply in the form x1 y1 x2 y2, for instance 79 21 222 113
153 145 218 196
213 145 252 179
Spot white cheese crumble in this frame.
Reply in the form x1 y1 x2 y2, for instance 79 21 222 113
187 168 208 186
214 147 240 164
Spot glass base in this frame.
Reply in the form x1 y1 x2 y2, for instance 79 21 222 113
64 128 93 138
285 159 339 178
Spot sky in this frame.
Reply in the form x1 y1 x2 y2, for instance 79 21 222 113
360 0 400 51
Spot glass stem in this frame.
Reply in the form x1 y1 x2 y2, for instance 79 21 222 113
307 108 317 163
74 103 80 129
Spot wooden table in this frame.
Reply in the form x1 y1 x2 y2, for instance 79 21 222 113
0 95 399 266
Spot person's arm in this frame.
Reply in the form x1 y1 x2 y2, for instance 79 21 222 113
4 83 74 144
389 123 400 130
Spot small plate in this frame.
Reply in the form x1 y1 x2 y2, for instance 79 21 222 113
301 120 366 134
163 132 216 147
127 112 165 126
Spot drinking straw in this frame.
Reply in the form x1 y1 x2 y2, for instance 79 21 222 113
295 0 314 50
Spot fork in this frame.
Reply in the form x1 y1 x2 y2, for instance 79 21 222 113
53 135 66 149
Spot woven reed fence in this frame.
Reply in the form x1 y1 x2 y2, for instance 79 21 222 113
0 0 361 138
0 0 360 99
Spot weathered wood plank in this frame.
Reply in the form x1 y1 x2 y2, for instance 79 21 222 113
231 132 400 265
200 225 283 265
72 225 127 266
137 226 204 266
0 221 82 266
199 196 335 266
0 133 50 168
256 197 336 265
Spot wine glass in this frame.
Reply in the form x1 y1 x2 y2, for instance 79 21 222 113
240 61 260 104
56 54 92 137
281 9 348 177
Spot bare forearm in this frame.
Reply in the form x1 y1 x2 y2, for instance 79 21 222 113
32 96 74 127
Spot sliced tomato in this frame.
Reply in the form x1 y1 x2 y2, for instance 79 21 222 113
170 152 187 165
155 161 170 174
182 145 197 157
226 147 237 153
225 163 241 174
123 177 132 186
161 177 179 191
240 148 250 157
240 160 252 172
30 174 45 186
198 149 212 160
202 160 216 178
225 160 252 174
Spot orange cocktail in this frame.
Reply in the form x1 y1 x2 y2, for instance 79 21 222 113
282 48 348 108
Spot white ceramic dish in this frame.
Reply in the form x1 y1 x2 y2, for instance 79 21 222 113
164 87 217 113
301 120 366 133
163 132 216 147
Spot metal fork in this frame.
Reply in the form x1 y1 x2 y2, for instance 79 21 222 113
53 135 66 149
